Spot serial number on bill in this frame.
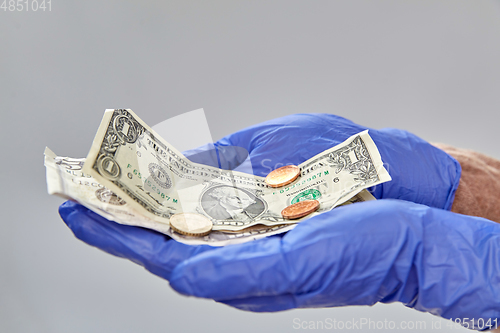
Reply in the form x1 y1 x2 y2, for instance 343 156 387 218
1 0 51 11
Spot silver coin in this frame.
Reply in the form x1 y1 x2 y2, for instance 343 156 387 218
169 213 213 237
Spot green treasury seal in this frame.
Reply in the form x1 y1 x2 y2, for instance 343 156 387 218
291 189 322 204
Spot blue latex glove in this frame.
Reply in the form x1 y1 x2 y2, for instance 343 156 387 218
59 114 486 325
168 199 500 330
59 199 500 330
208 113 461 210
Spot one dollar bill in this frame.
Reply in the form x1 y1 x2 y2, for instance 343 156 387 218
81 109 391 231
45 147 376 246
45 147 303 246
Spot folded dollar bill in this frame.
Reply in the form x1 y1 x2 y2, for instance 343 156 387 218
81 109 391 231
45 108 391 245
45 147 300 246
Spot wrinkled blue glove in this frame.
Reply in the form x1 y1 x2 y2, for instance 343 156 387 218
168 199 500 329
209 113 461 210
59 199 500 330
59 114 496 326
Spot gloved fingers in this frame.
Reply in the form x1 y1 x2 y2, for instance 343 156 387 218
169 200 417 305
215 113 460 210
59 201 214 280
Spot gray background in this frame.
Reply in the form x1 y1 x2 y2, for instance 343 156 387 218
2 1 500 332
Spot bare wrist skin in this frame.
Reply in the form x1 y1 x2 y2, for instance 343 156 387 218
433 143 500 223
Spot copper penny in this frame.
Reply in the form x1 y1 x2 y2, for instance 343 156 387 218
169 213 213 237
281 200 320 220
265 165 301 188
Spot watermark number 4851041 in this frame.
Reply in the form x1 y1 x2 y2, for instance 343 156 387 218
1 0 51 11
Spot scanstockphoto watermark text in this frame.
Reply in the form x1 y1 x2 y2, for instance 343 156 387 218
293 318 427 330
1 0 51 11
292 317 499 330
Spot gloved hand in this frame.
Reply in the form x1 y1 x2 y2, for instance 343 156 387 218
160 113 460 209
210 113 461 210
59 114 478 325
60 199 500 330
168 199 500 330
